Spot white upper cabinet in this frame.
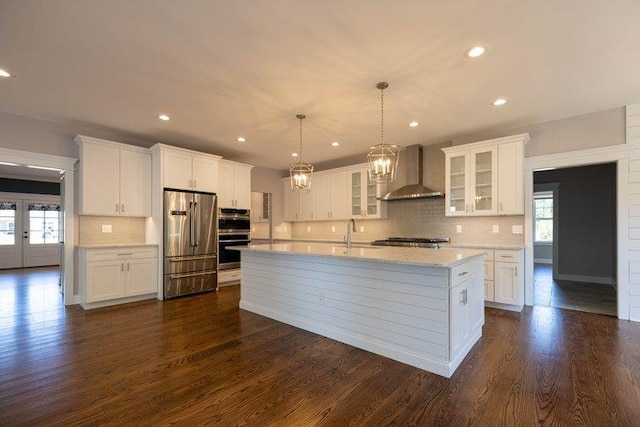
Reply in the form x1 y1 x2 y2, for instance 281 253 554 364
442 134 529 217
282 178 299 221
218 160 253 209
76 135 151 217
347 165 387 219
314 172 347 220
497 141 525 215
161 146 220 193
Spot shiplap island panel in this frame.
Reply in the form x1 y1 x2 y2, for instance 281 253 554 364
234 243 485 378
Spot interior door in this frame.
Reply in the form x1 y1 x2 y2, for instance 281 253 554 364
0 200 23 269
22 201 61 267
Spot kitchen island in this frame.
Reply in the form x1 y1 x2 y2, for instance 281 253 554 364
234 242 486 378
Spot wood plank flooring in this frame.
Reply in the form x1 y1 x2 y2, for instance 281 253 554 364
533 264 617 316
1 267 640 425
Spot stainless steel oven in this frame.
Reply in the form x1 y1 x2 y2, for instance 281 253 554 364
218 208 250 270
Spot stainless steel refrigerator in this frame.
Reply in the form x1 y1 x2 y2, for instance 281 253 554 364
164 189 218 298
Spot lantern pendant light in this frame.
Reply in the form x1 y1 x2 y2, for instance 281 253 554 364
367 82 399 183
289 114 314 191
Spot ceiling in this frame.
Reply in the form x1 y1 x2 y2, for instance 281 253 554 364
1 0 640 171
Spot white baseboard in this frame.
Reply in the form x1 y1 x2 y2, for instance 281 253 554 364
556 273 616 286
534 258 552 264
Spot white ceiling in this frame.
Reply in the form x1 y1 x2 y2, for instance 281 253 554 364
1 0 640 171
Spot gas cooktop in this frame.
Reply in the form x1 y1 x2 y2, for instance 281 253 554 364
370 237 450 248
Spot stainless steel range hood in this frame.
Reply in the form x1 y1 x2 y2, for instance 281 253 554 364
380 144 444 200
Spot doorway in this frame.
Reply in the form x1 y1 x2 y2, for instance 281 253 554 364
532 163 617 316
0 195 61 269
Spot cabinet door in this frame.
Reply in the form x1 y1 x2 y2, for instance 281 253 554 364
449 282 470 361
233 166 252 209
494 262 520 305
484 280 495 302
218 161 235 208
125 257 157 296
330 172 348 220
282 179 299 221
314 174 332 219
470 148 497 215
164 150 193 190
86 261 125 302
80 143 120 215
120 149 151 216
470 275 484 331
446 154 467 216
251 192 265 222
298 189 315 221
192 155 218 193
498 141 524 215
348 170 364 218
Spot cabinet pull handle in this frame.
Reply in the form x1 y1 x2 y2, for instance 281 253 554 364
121 204 124 213
500 255 513 258
515 267 518 277
127 262 130 271
116 204 119 213
193 180 197 188
117 253 134 256
500 202 503 212
457 271 469 277
120 263 124 272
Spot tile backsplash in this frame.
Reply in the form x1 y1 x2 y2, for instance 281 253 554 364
290 198 525 246
78 216 146 245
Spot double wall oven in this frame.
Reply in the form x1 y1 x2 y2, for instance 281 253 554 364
218 208 251 270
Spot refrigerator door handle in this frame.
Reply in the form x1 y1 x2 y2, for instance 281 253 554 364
193 201 199 246
189 201 195 247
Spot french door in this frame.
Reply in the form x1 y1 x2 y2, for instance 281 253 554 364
0 198 60 269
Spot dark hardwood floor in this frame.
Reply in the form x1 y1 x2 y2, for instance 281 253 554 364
533 264 617 316
2 267 640 425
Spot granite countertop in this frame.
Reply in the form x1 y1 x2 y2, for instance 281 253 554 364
443 243 525 250
233 242 485 268
76 243 158 249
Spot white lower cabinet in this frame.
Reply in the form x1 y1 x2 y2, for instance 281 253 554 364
482 248 524 310
449 258 484 363
78 246 158 309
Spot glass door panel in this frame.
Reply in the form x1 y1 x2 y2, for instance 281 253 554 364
474 151 493 212
449 155 466 214
366 180 377 216
0 200 22 268
351 171 362 216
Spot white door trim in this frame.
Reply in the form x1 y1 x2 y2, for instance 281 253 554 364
0 147 77 305
524 143 631 320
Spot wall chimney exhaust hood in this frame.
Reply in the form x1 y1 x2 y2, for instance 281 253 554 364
380 144 444 201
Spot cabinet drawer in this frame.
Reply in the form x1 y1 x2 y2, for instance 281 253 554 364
85 247 157 262
494 249 521 263
450 258 482 287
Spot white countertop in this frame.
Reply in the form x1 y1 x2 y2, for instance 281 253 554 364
234 242 485 268
444 243 525 250
77 243 158 249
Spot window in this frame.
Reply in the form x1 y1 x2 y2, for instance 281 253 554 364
28 203 60 245
0 201 17 245
534 192 553 243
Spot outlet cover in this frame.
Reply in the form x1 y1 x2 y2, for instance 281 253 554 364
307 226 311 232
512 225 523 234
492 225 499 233
456 225 462 233
359 226 364 232
275 226 283 232
331 226 336 232
101 224 112 233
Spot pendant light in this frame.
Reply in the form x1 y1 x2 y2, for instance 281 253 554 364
367 82 399 183
289 114 314 191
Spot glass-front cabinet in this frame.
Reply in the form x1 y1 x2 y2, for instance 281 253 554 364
444 147 497 216
347 166 387 219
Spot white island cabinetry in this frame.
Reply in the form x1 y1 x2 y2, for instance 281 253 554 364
236 243 484 378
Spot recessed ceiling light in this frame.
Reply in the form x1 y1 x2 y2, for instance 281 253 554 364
464 46 486 58
237 137 246 143
291 152 299 157
408 121 419 128
331 141 340 147
492 98 507 106
158 114 171 121
0 69 11 78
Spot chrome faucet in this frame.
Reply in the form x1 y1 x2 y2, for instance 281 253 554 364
345 218 356 248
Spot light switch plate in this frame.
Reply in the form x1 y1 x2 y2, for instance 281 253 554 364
101 224 112 233
456 225 462 233
512 225 523 234
331 226 336 232
493 225 499 233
